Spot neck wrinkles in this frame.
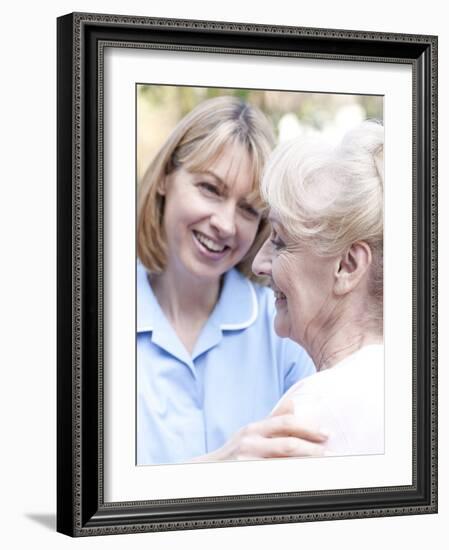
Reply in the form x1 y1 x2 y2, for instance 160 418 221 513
305 298 382 371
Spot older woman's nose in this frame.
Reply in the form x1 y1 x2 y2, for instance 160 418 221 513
252 239 272 277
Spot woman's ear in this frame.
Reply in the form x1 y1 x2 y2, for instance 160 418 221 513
157 175 168 196
334 241 372 296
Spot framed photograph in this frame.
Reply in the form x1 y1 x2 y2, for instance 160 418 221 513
57 12 438 536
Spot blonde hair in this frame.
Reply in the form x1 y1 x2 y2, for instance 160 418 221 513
262 120 384 318
137 96 275 281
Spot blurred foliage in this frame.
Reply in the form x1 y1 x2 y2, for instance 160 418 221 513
137 85 383 182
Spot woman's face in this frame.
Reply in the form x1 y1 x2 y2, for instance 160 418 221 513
252 215 338 348
161 142 262 284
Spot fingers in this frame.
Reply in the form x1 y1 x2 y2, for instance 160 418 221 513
245 414 328 443
256 435 326 458
234 434 325 459
208 413 329 461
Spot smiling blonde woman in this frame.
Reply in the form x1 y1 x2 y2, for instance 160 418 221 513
253 121 384 456
137 96 324 465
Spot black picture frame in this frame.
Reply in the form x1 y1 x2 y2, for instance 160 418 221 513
57 12 438 537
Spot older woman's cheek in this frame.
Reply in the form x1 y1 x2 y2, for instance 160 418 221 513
272 256 294 339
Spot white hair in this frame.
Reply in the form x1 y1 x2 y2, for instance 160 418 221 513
262 120 384 315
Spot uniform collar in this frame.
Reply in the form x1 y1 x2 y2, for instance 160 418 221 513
209 268 258 330
137 262 258 333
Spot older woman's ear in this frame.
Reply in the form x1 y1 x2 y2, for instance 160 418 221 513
334 241 372 296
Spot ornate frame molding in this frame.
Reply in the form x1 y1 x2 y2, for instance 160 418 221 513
57 12 437 536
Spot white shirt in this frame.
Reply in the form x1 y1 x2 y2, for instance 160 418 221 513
282 344 384 457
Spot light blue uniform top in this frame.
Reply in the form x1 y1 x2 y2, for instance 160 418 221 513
137 262 315 465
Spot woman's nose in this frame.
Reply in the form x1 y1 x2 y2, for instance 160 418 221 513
210 204 236 238
252 239 272 277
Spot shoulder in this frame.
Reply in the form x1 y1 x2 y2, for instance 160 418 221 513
136 261 162 332
286 345 384 455
287 344 384 401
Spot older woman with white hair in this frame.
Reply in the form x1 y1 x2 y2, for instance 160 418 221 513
253 121 384 456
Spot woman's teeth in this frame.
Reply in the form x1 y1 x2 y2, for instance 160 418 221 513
194 231 226 253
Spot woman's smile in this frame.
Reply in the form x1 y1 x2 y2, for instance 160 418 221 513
253 218 338 346
192 230 230 260
160 142 261 283
272 285 287 307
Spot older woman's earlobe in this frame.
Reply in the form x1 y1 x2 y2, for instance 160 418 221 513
334 241 372 296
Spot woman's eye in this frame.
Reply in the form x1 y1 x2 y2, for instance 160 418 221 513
271 239 284 250
270 231 285 250
198 182 220 195
240 203 260 218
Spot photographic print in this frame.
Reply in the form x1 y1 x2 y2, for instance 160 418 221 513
57 12 437 536
135 85 385 467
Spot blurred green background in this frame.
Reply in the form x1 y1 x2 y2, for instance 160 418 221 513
137 85 383 182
